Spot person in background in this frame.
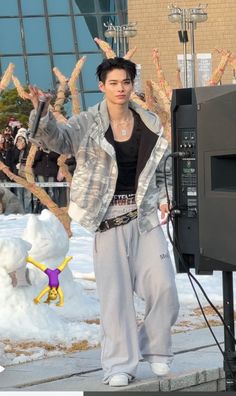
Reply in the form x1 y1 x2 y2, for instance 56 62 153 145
3 125 14 150
0 130 16 196
11 128 32 213
32 147 60 212
8 117 22 138
28 57 179 388
0 133 12 181
56 155 76 207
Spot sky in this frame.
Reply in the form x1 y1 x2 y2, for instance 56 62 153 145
0 209 235 368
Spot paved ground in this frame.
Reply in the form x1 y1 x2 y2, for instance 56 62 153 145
0 326 226 392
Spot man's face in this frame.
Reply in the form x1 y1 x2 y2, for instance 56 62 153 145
99 69 133 105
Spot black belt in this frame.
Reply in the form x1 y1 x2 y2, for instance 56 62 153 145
97 209 138 233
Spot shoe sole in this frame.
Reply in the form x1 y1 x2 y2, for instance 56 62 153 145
109 381 129 387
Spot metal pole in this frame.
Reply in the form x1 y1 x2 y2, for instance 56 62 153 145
222 271 236 391
123 28 127 56
182 9 188 88
189 21 196 87
116 26 120 57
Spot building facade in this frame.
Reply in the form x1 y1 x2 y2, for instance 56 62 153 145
0 0 127 110
2 0 236 111
128 0 236 90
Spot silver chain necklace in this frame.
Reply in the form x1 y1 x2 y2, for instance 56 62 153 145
110 112 133 136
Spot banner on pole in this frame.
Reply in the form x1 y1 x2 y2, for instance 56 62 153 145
177 53 212 87
177 54 193 87
196 53 212 87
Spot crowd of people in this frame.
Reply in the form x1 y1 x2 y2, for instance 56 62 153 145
0 120 75 214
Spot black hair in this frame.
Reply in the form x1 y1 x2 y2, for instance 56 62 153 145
96 57 137 83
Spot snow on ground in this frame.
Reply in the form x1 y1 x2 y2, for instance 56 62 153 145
0 211 235 367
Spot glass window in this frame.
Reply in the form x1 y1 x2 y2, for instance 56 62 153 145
73 0 95 14
63 101 72 118
98 0 127 13
0 0 18 16
75 16 98 52
53 54 77 80
102 14 119 28
1 57 26 87
27 56 53 90
84 92 103 109
63 94 83 117
0 19 22 54
117 0 127 11
49 17 75 53
81 53 103 91
21 0 44 15
99 0 115 13
23 18 48 53
47 0 70 15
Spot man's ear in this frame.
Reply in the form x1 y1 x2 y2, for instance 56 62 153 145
98 81 105 93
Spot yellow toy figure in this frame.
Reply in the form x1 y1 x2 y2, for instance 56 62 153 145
27 256 73 307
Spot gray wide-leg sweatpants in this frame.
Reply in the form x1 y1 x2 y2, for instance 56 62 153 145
93 204 179 382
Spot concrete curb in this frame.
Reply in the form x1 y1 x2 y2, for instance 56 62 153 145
0 327 226 392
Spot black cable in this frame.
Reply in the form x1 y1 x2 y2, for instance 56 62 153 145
168 207 236 343
164 152 236 343
163 152 236 379
166 214 234 380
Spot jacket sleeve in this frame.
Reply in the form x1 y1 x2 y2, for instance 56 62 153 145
156 142 172 206
28 110 92 156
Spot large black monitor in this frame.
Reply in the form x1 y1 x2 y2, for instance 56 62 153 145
171 85 236 274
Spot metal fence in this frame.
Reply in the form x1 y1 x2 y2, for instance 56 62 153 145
0 182 70 188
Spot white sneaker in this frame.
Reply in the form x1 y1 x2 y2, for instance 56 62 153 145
150 362 170 376
0 366 5 373
109 373 129 387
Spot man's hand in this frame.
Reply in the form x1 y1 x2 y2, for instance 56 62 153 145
28 85 52 117
159 203 169 225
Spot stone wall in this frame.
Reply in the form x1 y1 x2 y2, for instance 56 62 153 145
128 0 236 89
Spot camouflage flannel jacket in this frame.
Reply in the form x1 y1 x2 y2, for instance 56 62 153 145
29 99 172 234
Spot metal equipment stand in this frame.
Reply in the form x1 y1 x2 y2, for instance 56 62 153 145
223 271 236 391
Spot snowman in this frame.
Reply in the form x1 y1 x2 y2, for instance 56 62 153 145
23 210 73 288
22 209 84 312
0 236 32 288
0 236 32 372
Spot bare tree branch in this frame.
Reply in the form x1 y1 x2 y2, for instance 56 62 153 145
0 161 72 237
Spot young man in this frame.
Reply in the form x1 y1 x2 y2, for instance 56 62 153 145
28 57 179 387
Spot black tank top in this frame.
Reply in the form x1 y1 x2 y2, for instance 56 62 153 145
105 111 141 194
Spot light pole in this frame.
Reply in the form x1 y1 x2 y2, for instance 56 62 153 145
168 4 208 87
104 22 137 57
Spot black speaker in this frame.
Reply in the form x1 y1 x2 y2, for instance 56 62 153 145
171 85 236 274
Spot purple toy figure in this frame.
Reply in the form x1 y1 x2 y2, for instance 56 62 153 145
27 256 72 306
